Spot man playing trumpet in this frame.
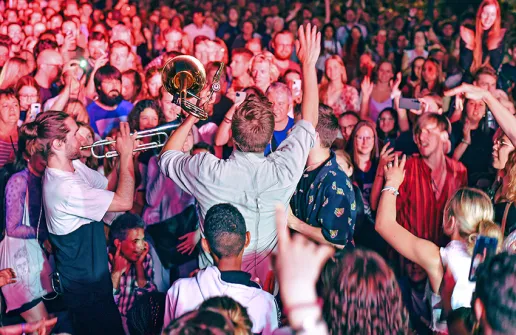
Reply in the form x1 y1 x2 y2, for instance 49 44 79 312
158 24 321 284
32 111 136 335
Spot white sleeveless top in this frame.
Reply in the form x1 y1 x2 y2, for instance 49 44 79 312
440 240 476 310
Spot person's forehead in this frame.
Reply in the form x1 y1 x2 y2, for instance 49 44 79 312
356 126 373 135
478 74 496 83
340 115 358 124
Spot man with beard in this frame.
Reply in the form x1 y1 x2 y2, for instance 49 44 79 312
34 49 64 104
271 31 300 77
86 65 133 137
36 111 136 334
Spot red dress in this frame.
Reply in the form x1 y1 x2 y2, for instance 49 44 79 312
396 156 468 246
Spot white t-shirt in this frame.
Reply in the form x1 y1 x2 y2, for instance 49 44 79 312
43 160 114 236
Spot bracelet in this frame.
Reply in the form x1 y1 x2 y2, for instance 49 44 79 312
461 139 471 145
381 186 399 196
223 116 232 124
283 298 323 316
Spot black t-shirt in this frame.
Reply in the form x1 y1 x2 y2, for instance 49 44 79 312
49 221 113 308
451 121 495 186
297 158 330 199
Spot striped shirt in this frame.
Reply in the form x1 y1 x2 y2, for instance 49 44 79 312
0 139 16 169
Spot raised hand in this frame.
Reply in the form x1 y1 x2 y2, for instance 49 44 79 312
295 23 321 67
274 204 334 308
361 76 374 97
109 244 129 275
445 83 488 101
115 122 137 158
0 268 16 287
390 72 402 99
384 154 406 190
379 143 396 171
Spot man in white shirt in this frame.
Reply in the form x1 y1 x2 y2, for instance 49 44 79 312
158 24 321 284
36 111 136 335
183 10 215 43
164 204 279 334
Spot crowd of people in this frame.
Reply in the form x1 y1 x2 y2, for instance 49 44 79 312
0 0 515 334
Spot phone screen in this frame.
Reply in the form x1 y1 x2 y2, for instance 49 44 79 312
292 80 302 98
468 236 498 281
29 103 41 122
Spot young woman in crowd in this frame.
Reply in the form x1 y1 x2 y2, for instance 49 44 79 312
342 26 365 82
494 151 516 239
316 24 341 73
413 57 445 98
460 0 505 78
451 99 495 187
122 70 144 104
402 56 425 97
401 29 428 74
0 57 30 90
2 122 51 325
14 76 40 125
77 122 98 171
348 120 380 224
360 60 395 122
319 55 360 116
376 107 400 149
145 66 163 100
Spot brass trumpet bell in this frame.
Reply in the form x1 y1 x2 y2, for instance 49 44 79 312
162 55 208 119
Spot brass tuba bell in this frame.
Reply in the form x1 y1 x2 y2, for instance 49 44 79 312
161 55 224 120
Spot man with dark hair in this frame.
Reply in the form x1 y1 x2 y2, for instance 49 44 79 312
108 213 156 329
86 64 133 137
289 104 356 248
158 24 321 284
163 204 279 334
183 10 215 43
34 49 64 103
473 253 516 335
39 111 136 334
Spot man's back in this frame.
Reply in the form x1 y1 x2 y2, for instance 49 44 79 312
159 120 316 280
164 266 279 334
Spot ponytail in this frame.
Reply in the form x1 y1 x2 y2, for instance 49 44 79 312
466 220 504 255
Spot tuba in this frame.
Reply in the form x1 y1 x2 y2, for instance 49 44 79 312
161 55 224 120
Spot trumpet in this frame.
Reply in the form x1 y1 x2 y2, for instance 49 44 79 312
161 55 224 120
80 123 179 159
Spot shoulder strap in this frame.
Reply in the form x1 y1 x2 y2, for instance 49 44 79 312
501 202 512 236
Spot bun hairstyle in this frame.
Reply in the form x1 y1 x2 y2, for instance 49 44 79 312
443 188 502 254
199 296 253 335
14 121 42 170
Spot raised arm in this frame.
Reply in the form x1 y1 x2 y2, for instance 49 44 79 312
160 115 197 157
108 122 137 212
445 84 516 145
214 104 237 146
375 155 443 293
296 24 321 128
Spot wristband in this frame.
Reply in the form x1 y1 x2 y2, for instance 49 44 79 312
381 186 399 196
461 139 471 145
223 117 232 124
283 298 323 316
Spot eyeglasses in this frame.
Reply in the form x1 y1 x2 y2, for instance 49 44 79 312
19 94 38 100
494 140 514 148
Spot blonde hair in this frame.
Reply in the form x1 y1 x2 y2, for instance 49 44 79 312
444 188 501 254
319 56 348 105
0 57 30 89
199 296 253 335
249 52 280 83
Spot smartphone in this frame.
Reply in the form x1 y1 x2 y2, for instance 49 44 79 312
442 96 452 113
399 98 421 111
468 235 498 281
235 91 247 105
292 79 302 98
29 103 41 122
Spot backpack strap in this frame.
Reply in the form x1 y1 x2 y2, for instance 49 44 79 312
501 201 512 237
